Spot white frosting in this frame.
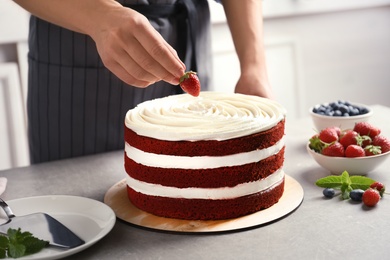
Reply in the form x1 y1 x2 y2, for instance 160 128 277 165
125 92 286 141
125 137 285 169
126 168 285 200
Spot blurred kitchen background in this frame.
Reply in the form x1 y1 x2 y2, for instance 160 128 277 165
1 0 390 170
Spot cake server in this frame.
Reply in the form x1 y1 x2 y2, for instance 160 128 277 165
0 197 85 248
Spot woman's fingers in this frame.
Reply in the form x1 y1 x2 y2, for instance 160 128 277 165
93 9 185 87
119 32 182 85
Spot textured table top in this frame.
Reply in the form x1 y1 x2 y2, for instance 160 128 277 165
1 105 390 260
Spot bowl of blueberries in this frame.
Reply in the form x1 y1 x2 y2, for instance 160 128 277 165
310 100 373 131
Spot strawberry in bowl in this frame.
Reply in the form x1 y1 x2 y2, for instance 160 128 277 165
307 122 390 175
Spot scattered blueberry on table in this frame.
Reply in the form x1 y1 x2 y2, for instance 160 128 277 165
312 101 369 117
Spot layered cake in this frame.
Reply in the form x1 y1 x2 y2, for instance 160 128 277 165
124 92 287 220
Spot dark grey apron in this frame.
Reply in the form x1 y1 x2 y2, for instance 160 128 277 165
27 0 211 163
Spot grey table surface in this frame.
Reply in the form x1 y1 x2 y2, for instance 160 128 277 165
1 105 390 260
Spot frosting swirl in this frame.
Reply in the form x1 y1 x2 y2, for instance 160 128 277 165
125 92 286 141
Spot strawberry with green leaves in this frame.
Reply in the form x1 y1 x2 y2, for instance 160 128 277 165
322 142 345 157
372 135 390 153
370 181 386 197
364 145 382 156
353 122 381 139
179 71 201 97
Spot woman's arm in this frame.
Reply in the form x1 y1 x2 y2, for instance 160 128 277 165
13 0 185 87
221 0 273 98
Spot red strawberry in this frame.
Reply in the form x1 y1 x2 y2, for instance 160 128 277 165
179 71 201 97
345 145 365 158
318 127 339 143
362 188 380 207
370 181 386 197
329 126 341 137
339 130 359 148
364 145 382 156
353 122 381 139
372 135 390 153
360 135 372 147
322 142 345 157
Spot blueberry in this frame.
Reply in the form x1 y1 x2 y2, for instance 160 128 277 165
329 102 338 109
350 189 364 201
325 111 334 116
339 104 349 114
333 110 342 116
350 108 360 116
323 188 336 198
360 107 369 114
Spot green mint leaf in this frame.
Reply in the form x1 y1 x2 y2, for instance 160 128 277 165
315 175 343 188
341 185 353 200
8 243 25 259
340 171 352 199
350 176 376 190
0 249 6 259
0 235 9 259
3 228 48 258
341 171 351 186
23 237 49 255
0 236 8 249
6 228 18 242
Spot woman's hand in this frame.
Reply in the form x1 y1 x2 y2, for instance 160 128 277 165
221 0 274 99
234 69 274 99
91 7 186 87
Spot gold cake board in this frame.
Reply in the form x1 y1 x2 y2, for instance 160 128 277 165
104 175 303 233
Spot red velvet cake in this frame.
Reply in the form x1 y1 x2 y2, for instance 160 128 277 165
124 92 287 220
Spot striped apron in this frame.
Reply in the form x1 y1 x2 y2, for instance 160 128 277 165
27 0 211 163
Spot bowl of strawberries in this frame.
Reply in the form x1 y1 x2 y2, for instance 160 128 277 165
307 122 390 175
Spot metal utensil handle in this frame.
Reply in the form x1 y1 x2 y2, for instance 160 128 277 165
0 198 15 219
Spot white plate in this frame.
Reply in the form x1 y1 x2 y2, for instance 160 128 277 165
0 195 116 260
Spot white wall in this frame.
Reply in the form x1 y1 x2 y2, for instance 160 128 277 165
210 0 390 119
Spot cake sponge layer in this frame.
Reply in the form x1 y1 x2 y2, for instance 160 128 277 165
125 120 285 156
125 147 285 188
127 178 285 220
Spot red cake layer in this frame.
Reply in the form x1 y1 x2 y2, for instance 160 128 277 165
125 147 285 188
124 120 285 156
127 178 285 220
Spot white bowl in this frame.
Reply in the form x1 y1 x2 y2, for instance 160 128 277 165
306 143 390 175
309 102 373 131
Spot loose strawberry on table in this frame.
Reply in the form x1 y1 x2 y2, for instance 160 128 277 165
179 71 201 97
370 181 386 197
362 188 381 207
